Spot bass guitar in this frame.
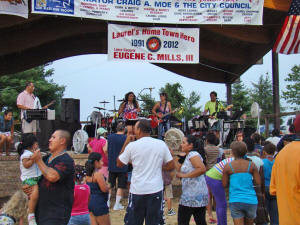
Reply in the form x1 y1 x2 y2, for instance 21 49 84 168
207 104 233 127
149 107 182 128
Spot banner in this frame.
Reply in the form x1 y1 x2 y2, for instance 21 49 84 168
108 24 199 64
32 0 264 25
0 0 28 18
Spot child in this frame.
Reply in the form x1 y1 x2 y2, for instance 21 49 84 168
262 143 279 225
205 132 220 224
68 165 91 225
85 152 110 225
18 134 42 225
206 156 234 225
0 190 28 225
223 141 261 225
162 168 175 216
244 138 269 225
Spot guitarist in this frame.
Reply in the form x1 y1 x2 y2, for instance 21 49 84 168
152 93 172 140
17 81 55 135
203 91 224 138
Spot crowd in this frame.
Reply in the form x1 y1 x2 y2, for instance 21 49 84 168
0 83 299 225
0 115 298 225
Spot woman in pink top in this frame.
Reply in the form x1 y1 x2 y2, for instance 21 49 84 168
68 165 91 225
88 128 109 178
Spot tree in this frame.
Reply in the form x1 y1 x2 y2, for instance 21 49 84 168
138 93 155 116
232 79 251 113
159 83 185 110
182 91 201 121
250 74 273 120
282 65 300 110
232 79 256 128
249 73 286 127
0 65 65 120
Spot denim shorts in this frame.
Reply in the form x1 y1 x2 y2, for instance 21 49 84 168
67 214 90 225
229 202 257 219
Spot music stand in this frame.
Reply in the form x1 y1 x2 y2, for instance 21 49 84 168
231 110 244 121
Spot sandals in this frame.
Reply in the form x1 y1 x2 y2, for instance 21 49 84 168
208 218 217 224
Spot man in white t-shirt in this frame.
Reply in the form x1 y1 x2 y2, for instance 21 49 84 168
266 129 281 147
117 119 174 225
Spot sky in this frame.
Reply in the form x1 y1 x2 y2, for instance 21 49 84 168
48 51 299 121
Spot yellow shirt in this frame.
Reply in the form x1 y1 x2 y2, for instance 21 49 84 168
270 140 300 225
204 101 224 116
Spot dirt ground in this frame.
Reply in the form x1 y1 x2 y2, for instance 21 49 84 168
110 197 234 225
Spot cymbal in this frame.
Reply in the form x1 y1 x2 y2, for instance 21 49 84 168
99 101 110 104
117 99 124 102
109 109 118 112
94 107 106 110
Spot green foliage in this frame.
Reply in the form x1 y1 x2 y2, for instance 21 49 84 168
139 83 201 121
232 79 251 112
159 83 185 109
139 93 155 116
248 73 285 128
0 65 65 120
182 91 201 121
232 79 256 128
250 74 273 124
282 65 300 110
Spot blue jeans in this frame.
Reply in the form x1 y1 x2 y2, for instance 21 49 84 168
68 214 90 225
158 122 170 140
265 187 279 225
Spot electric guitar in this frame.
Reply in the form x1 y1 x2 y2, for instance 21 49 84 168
207 104 233 127
149 107 182 128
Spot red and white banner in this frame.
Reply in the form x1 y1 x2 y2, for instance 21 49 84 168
108 24 199 64
0 0 28 18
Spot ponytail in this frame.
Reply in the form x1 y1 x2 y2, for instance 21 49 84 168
17 142 25 156
74 165 86 183
85 152 102 176
17 133 38 156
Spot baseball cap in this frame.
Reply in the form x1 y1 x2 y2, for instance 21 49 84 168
97 127 108 135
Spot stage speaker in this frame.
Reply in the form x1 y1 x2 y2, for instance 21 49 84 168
61 98 80 123
37 120 81 151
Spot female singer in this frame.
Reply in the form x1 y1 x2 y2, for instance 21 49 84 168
118 92 140 135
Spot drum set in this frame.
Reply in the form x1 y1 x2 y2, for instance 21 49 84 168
88 101 119 135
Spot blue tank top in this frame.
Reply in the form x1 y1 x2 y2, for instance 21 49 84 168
229 161 258 204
